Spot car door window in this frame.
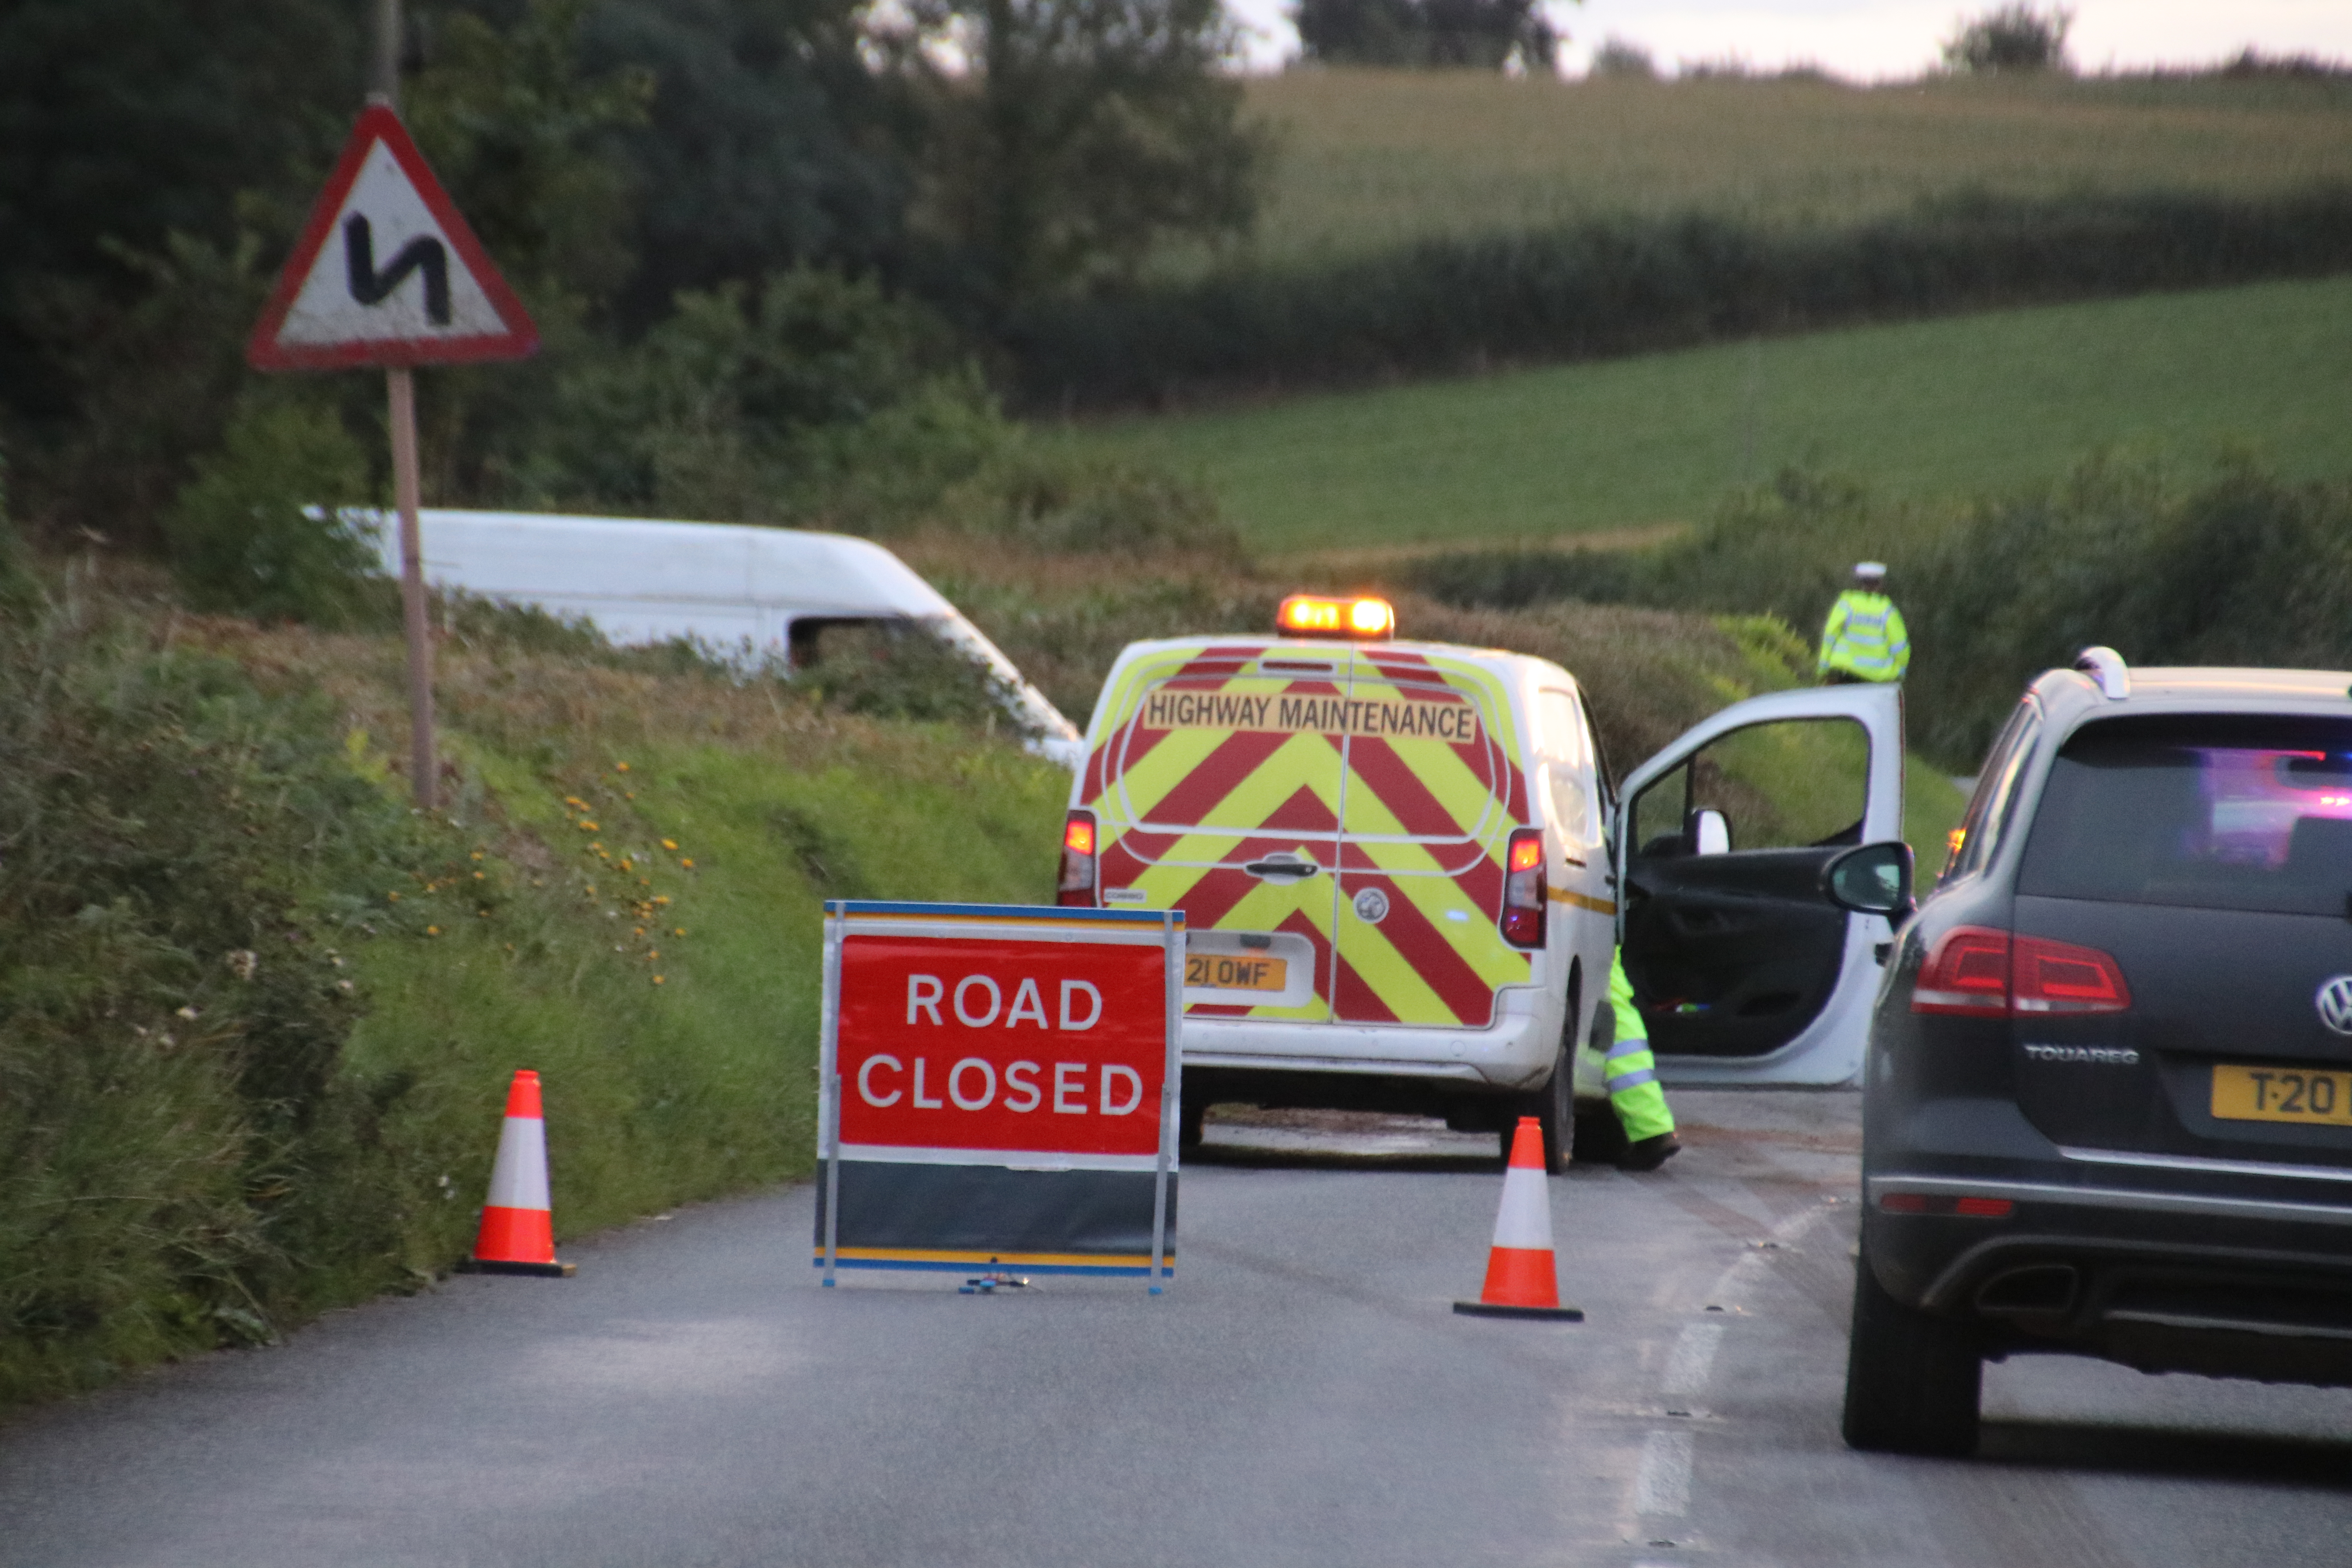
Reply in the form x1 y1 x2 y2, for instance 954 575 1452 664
1630 717 1870 857
1946 700 2042 883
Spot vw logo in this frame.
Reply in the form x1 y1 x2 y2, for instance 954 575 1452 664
2317 977 2352 1037
1352 888 1390 924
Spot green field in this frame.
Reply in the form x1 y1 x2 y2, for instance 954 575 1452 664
1058 276 2352 553
1230 70 2352 266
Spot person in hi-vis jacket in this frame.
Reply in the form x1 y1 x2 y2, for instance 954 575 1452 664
1817 561 1910 684
1599 949 1680 1171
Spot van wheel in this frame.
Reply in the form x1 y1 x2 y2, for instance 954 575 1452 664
1841 1245 1982 1456
1507 980 1578 1172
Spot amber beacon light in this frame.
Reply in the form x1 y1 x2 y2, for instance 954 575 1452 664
1278 594 1396 640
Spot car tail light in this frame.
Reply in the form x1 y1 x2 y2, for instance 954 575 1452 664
1910 926 2130 1016
1911 926 2011 1015
1057 811 1097 907
1500 828 1545 948
2012 934 2132 1014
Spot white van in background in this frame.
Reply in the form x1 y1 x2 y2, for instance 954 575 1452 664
349 508 1084 768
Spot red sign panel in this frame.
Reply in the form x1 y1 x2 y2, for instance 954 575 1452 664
838 935 1167 1158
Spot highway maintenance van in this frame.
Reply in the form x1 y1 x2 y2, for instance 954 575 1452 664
1055 594 1909 1168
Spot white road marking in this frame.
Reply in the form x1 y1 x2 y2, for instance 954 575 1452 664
1633 1429 1693 1517
1660 1322 1724 1398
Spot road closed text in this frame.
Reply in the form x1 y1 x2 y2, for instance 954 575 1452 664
835 935 1169 1157
856 1054 1143 1116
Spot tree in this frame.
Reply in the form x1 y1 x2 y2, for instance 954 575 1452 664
578 0 911 331
1292 0 1563 72
1940 4 2072 75
877 0 1266 311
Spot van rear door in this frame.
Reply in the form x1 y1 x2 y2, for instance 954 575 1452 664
1091 642 1353 1023
1332 650 1532 1027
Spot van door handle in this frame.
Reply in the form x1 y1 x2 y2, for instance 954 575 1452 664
1243 857 1321 880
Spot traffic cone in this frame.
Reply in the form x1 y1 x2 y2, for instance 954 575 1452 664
458 1070 575 1278
1453 1117 1581 1321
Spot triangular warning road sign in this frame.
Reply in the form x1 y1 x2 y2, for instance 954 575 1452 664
249 104 538 371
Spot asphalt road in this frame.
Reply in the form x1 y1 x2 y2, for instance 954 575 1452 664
5 1091 2351 1567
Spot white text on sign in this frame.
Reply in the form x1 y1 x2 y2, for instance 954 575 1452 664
857 1056 1143 1116
906 974 1102 1030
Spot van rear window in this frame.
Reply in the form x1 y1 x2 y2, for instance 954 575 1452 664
2019 715 2352 916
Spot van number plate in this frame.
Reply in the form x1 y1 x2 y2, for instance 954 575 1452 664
2211 1064 2352 1126
1186 955 1287 993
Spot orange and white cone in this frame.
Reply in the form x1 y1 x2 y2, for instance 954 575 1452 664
1454 1117 1581 1321
459 1070 575 1278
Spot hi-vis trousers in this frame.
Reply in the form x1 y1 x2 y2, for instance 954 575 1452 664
1598 951 1675 1142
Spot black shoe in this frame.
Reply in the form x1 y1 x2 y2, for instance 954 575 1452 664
1620 1132 1682 1172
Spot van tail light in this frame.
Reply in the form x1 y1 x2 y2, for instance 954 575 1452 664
1911 926 2130 1016
1500 828 1546 948
1057 811 1097 907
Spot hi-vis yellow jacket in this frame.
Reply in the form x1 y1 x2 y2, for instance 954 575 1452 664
1817 590 1911 682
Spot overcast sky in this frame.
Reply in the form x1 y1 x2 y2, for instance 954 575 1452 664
1223 0 2352 78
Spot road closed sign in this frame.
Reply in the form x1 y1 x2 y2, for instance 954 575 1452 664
817 902 1182 1287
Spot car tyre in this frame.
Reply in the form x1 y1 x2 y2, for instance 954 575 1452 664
1841 1245 1982 1457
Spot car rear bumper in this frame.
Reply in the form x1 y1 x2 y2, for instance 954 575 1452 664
1865 1171 2352 1386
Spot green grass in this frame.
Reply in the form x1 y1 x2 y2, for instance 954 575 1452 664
2 593 1067 1408
1231 70 2352 267
1056 275 2352 552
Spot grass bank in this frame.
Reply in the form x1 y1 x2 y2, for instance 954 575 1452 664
1055 276 2352 551
0 577 1063 1408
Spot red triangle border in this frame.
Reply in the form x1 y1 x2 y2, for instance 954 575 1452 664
247 103 539 372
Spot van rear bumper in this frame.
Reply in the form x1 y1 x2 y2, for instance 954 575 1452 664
1180 998 1557 1092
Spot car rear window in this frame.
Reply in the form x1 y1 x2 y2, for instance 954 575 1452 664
2019 714 2352 916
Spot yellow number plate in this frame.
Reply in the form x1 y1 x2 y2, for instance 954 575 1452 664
1185 954 1287 993
2211 1063 2352 1127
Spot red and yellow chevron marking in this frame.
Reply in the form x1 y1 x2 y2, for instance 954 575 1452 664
1085 640 1540 1029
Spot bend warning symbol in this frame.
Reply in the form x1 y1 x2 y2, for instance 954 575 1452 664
247 104 537 371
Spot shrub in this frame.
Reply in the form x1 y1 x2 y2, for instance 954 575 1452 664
934 450 1244 557
163 398 384 627
548 267 1011 528
0 604 440 1399
1005 187 2352 411
1408 456 2352 769
1588 37 1657 79
1941 5 2072 76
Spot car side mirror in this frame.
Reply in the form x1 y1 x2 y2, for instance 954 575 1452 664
1689 807 1731 856
1823 840 1914 916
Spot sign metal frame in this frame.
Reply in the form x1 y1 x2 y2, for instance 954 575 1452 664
817 901 1183 1293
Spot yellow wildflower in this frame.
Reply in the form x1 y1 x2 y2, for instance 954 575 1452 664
426 925 441 937
661 839 678 851
614 761 630 773
652 975 666 985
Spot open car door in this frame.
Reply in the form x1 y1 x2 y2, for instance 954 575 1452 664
1611 682 1905 1086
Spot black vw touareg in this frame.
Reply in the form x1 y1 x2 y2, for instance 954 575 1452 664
1844 650 2352 1455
